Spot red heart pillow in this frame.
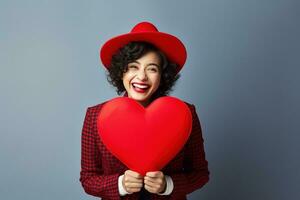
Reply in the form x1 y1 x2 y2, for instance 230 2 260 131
97 96 192 175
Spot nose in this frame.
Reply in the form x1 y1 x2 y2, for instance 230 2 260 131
136 69 148 81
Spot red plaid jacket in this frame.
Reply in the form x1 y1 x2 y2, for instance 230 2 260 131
80 99 209 200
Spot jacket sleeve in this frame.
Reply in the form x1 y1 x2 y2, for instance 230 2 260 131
169 104 210 197
79 107 121 200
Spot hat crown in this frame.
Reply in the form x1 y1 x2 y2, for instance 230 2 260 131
131 22 158 33
100 21 187 73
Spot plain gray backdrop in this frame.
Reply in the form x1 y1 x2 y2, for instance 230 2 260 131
0 0 299 199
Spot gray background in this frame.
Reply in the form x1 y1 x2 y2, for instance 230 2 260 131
0 0 299 199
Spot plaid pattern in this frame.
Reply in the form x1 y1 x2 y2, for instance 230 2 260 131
80 99 209 200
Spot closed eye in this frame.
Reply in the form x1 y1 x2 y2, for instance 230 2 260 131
149 68 158 72
128 65 138 69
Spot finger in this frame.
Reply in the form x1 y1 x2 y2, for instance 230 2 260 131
146 171 163 178
125 170 143 179
124 182 143 188
144 176 163 185
124 175 143 183
144 183 159 193
144 178 158 187
127 187 142 193
124 171 143 180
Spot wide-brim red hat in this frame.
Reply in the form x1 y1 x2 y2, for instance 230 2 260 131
100 21 187 74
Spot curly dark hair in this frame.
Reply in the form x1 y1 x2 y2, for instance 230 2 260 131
106 41 180 100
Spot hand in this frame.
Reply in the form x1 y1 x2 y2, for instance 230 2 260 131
144 171 167 194
122 170 143 193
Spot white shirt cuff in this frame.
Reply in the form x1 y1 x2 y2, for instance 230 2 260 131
118 174 132 196
157 175 174 195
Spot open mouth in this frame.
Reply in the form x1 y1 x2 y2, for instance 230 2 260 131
132 83 150 93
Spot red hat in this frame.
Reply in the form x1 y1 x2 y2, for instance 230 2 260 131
100 21 187 73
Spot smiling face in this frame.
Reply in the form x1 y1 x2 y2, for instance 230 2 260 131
122 51 161 107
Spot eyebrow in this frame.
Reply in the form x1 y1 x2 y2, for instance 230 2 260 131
130 61 160 68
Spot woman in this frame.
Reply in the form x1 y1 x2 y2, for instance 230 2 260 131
80 22 209 200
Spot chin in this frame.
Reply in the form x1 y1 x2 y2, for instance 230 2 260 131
129 93 151 102
131 95 149 102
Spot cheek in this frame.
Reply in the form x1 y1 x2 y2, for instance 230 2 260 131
152 76 161 88
124 71 135 79
122 73 131 83
122 75 129 88
122 73 136 89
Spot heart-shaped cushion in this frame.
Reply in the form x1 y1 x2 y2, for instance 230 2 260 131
97 96 192 175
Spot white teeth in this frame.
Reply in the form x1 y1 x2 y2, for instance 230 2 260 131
132 83 149 89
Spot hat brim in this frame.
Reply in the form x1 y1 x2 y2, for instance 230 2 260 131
100 31 187 73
